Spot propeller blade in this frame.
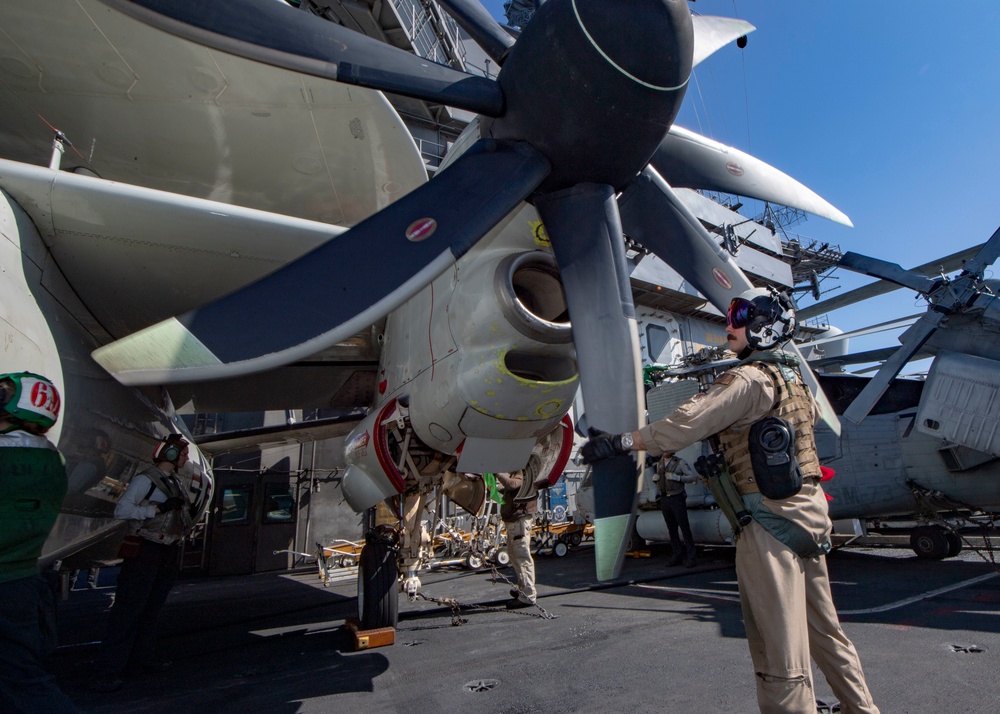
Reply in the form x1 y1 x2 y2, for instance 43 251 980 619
618 166 841 435
841 309 947 424
797 243 987 319
691 15 755 67
437 0 515 66
536 184 644 582
98 0 504 117
93 139 550 384
620 168 752 305
652 126 853 227
962 224 1000 276
838 252 939 294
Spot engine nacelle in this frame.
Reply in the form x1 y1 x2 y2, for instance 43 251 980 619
402 242 579 471
345 207 581 512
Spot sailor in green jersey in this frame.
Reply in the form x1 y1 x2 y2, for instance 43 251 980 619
0 372 77 713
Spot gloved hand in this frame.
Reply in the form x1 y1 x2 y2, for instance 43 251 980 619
579 427 627 464
157 496 186 513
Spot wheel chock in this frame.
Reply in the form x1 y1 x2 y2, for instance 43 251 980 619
345 618 395 650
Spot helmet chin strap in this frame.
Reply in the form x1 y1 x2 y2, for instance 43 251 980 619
738 346 754 360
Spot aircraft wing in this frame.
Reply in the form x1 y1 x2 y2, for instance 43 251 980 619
0 158 382 413
194 413 365 457
0 0 428 226
0 159 353 336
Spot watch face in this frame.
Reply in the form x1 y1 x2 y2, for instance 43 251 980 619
620 432 633 449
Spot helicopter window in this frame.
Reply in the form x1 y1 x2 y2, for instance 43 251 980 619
645 324 672 364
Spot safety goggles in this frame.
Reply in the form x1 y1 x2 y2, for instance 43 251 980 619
727 298 752 328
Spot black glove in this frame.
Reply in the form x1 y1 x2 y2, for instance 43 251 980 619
157 497 186 513
580 427 627 464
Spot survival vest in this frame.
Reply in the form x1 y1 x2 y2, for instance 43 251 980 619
127 466 193 545
717 351 830 558
718 353 821 496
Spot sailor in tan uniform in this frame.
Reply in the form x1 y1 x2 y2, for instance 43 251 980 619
582 287 879 714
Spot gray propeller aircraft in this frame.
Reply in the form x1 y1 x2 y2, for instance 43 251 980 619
2 0 853 629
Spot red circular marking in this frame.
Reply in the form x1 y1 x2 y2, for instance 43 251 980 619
725 162 744 177
405 218 437 242
712 267 732 290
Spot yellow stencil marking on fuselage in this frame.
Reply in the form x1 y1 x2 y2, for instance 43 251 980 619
529 220 550 248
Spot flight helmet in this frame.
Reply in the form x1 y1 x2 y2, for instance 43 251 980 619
727 287 796 351
0 372 61 432
153 434 189 464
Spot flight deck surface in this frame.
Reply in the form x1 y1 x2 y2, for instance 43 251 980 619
53 543 999 713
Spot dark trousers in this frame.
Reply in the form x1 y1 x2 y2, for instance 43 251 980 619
97 540 179 675
660 491 695 555
0 574 77 713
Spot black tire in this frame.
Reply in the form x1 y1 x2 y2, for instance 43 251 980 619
568 530 583 547
945 531 963 558
358 539 399 629
910 526 950 560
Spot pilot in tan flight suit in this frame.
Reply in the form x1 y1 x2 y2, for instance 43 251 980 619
582 288 879 714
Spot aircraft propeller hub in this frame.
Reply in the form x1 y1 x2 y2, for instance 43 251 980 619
490 0 693 192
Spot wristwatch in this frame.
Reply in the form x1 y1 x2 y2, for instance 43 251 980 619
619 432 634 450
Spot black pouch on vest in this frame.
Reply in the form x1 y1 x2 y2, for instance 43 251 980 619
748 417 802 500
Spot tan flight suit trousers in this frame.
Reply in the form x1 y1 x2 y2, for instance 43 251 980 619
504 515 536 602
736 522 880 714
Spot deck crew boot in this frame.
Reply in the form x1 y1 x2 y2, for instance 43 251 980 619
683 543 697 568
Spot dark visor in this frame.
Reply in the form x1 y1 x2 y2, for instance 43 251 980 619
727 298 751 328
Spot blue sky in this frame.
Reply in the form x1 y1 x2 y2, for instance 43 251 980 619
479 1 1000 374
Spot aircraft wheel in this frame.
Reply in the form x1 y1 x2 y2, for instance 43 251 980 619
945 531 963 558
464 552 484 570
910 526 950 560
494 550 510 566
553 541 569 557
358 538 399 630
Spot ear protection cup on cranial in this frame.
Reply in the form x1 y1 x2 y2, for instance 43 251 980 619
735 287 797 351
154 437 188 464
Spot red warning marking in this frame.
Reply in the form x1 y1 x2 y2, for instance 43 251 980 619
405 218 437 242
712 267 732 290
